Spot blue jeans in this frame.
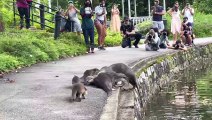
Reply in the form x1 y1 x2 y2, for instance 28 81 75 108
82 28 94 48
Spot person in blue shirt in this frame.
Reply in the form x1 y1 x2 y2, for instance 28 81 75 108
151 0 166 32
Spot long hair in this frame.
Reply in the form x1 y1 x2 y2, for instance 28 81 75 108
84 0 92 8
172 1 179 12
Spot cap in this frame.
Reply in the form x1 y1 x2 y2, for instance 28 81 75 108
183 16 188 19
68 1 73 4
124 16 129 21
154 0 159 2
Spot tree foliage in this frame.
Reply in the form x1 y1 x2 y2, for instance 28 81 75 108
193 0 212 14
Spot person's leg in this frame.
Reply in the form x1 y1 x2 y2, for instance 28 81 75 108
82 29 90 53
152 21 158 29
145 44 152 51
187 34 192 46
27 1 32 20
173 33 178 44
101 25 107 49
94 20 103 48
127 37 131 48
133 33 142 48
24 8 30 29
158 21 164 32
89 28 95 53
18 7 24 29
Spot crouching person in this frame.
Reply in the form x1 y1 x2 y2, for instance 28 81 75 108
159 29 170 48
120 16 142 48
144 29 160 51
180 17 193 46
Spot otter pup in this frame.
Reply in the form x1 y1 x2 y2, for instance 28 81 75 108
71 75 87 102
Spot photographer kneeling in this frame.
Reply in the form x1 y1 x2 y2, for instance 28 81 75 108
144 28 160 51
120 16 142 48
180 17 193 46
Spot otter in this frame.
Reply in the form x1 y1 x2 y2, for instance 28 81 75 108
86 72 128 96
80 68 100 83
100 63 137 88
71 75 87 102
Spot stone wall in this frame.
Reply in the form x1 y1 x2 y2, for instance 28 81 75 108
132 43 212 120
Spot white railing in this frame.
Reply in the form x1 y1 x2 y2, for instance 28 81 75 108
130 16 152 25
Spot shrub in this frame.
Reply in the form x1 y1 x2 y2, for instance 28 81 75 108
0 54 20 72
135 21 153 35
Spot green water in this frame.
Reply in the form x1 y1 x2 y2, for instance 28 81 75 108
145 68 212 120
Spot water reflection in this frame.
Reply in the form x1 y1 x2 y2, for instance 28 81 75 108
145 66 212 120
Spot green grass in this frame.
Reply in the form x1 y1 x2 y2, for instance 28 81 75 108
0 28 122 72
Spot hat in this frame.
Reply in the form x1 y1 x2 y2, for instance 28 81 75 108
154 0 159 2
183 16 188 19
68 0 73 4
124 16 129 21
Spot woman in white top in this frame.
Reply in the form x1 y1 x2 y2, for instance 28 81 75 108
168 1 181 43
94 0 107 50
65 2 82 35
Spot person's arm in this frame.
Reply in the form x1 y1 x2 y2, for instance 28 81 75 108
126 25 135 35
144 33 149 44
74 6 80 13
167 8 172 16
189 8 194 15
182 8 185 15
155 9 166 15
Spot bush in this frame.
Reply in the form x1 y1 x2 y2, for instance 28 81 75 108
0 54 20 72
105 30 122 47
135 21 153 35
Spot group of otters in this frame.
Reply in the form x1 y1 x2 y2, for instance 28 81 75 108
70 63 136 102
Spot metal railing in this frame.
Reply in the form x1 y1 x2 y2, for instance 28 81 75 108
130 16 152 25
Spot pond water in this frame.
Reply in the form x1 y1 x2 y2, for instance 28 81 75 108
145 67 212 120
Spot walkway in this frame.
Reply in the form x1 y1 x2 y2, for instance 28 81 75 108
0 38 212 120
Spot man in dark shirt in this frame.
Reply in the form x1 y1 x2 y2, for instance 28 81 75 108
151 0 165 32
120 16 142 48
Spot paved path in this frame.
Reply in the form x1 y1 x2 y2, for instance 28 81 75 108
0 38 212 120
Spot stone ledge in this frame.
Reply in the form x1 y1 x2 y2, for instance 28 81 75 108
100 88 120 120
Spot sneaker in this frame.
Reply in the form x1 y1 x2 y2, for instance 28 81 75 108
101 47 106 50
133 43 139 48
134 45 139 48
128 46 131 48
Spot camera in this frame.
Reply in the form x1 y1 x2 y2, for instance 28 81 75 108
162 32 167 36
100 4 105 7
148 34 153 40
184 30 188 34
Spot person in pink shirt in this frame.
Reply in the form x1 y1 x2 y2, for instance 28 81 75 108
16 0 30 29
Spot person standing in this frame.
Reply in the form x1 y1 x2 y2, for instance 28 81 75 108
80 0 95 53
151 0 166 32
95 0 107 50
65 1 82 35
110 4 121 32
168 1 181 43
26 0 32 16
182 3 194 27
16 0 30 29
